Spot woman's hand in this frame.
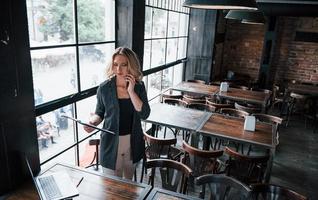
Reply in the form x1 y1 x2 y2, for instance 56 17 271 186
125 74 136 94
83 113 102 133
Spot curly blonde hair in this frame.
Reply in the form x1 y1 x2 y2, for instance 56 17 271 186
106 47 143 81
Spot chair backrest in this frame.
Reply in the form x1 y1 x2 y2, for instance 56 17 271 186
182 141 223 177
234 102 262 114
183 95 206 103
251 183 308 200
188 102 216 112
232 85 250 90
146 159 193 194
224 147 270 185
161 90 183 102
220 108 249 118
206 99 233 113
195 174 252 200
252 113 283 125
187 79 206 84
163 98 188 107
143 132 177 159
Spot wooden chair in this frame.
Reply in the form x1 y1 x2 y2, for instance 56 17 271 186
232 85 250 90
286 92 309 127
252 113 283 145
250 183 308 200
234 102 262 114
195 174 252 200
163 98 188 107
183 95 206 104
161 90 183 102
206 99 233 113
85 138 100 170
220 108 249 118
224 147 270 185
140 132 183 182
146 159 193 194
182 141 224 198
187 79 206 84
188 102 216 112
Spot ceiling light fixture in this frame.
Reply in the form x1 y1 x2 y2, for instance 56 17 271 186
225 10 265 24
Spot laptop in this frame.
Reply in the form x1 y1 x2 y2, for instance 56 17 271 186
25 158 79 200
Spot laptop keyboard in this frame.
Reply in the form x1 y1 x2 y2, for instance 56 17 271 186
39 175 63 200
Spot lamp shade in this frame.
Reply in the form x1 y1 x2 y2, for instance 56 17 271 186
225 10 265 24
183 0 258 10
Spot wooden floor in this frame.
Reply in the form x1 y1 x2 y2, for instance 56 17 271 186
270 114 318 199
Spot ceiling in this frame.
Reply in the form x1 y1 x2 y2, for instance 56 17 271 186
256 0 318 16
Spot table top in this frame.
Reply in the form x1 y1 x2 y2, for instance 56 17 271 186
218 87 271 106
199 114 275 149
287 83 318 96
144 103 212 132
7 163 152 200
172 82 219 96
146 188 201 200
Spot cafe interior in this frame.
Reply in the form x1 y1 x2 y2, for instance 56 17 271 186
1 0 318 199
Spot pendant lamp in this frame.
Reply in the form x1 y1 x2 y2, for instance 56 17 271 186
183 0 258 10
225 10 265 24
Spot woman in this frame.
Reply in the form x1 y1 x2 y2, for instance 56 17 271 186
84 47 150 180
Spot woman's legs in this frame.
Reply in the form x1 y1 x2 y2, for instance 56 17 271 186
102 134 136 179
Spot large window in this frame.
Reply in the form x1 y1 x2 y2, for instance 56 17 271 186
26 0 115 166
143 0 190 100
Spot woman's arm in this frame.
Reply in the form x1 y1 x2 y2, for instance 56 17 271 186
84 114 103 133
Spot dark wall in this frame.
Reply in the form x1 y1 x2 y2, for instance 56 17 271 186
117 0 145 67
0 0 39 195
272 17 318 84
221 20 265 82
218 16 318 85
185 9 217 83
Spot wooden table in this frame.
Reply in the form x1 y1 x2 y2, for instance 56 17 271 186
199 114 275 148
198 114 275 182
144 103 212 133
218 87 271 107
171 82 219 96
287 83 318 96
146 188 201 200
7 163 152 200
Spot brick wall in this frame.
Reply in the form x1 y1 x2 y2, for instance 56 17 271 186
222 20 265 82
272 17 318 84
220 17 318 85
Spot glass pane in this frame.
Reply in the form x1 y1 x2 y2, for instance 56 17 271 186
37 106 75 164
151 39 166 67
77 0 115 43
166 38 178 63
143 40 151 70
76 96 101 141
76 96 103 168
173 63 183 86
31 47 77 105
179 13 189 37
26 0 75 47
79 43 115 90
148 72 162 100
178 37 187 59
144 7 152 39
162 68 173 90
167 12 179 37
152 8 167 38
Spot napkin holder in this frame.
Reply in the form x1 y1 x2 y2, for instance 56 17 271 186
244 116 256 132
220 82 229 92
